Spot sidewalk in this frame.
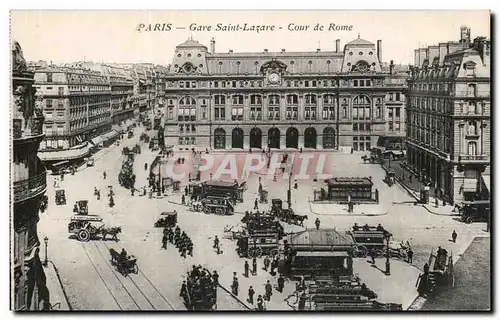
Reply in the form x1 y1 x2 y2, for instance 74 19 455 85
45 261 71 310
381 162 457 216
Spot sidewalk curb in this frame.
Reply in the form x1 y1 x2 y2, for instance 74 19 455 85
216 283 253 311
48 261 73 311
308 199 388 217
381 165 457 218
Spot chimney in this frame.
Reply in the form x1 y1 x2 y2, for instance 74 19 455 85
317 48 321 52
264 49 268 53
335 39 340 53
210 38 215 54
281 49 286 53
377 40 382 62
460 25 471 45
229 50 233 53
389 60 394 75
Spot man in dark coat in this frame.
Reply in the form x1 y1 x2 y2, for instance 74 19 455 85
252 257 257 275
265 280 273 301
244 260 249 278
248 286 255 304
407 248 413 264
277 275 285 293
452 230 458 243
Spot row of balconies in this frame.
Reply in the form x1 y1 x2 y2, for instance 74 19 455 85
13 171 47 203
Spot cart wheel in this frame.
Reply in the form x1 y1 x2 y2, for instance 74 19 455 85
78 230 91 242
134 264 139 274
353 245 367 257
248 247 257 258
256 247 263 258
270 249 279 258
465 217 474 224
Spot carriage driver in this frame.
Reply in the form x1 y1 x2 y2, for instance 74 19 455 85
120 248 128 263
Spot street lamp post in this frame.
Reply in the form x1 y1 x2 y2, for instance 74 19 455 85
287 156 293 209
385 233 391 276
157 158 162 197
43 237 49 267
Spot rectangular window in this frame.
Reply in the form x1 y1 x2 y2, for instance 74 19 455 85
304 80 309 87
343 106 347 118
286 106 298 120
214 82 219 88
232 96 244 105
222 81 226 88
322 106 335 120
268 106 280 120
46 99 53 108
312 80 317 87
250 106 262 120
366 80 371 87
389 122 394 131
232 81 237 88
231 107 243 121
192 81 196 88
58 87 64 95
353 107 359 120
168 107 173 120
353 123 358 131
201 107 207 120
179 82 185 88
185 82 190 88
46 73 52 82
304 106 316 120
286 81 291 87
396 93 401 101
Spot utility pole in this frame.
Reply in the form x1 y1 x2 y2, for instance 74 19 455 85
287 154 293 209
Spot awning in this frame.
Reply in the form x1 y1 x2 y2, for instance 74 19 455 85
482 175 490 193
90 136 105 146
39 143 91 161
296 251 349 258
102 130 119 141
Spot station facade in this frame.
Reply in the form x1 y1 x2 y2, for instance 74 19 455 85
162 36 408 151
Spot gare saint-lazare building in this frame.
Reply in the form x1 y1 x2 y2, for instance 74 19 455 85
162 36 407 151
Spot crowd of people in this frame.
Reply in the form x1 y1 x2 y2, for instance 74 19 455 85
162 225 193 258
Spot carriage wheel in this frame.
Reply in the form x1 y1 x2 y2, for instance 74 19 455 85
78 230 91 242
248 247 262 258
465 217 474 224
353 245 367 258
269 249 279 259
133 264 139 274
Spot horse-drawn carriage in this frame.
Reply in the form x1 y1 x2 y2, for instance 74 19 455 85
68 214 104 242
348 225 391 258
55 189 66 205
237 212 283 258
154 211 178 228
270 199 308 226
132 144 141 154
109 248 138 276
201 196 235 215
417 247 454 296
384 169 396 187
139 132 150 143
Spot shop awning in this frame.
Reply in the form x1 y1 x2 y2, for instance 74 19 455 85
102 130 119 141
482 175 490 193
39 143 91 162
90 136 105 146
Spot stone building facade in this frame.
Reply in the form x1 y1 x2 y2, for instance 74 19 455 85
162 37 407 151
406 26 491 204
11 41 50 310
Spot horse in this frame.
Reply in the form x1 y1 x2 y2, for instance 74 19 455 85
102 227 122 241
292 214 308 227
109 248 120 265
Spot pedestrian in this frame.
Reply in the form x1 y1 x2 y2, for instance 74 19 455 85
257 294 264 310
277 275 285 293
244 260 249 278
97 190 100 200
144 162 148 171
188 243 193 256
180 281 187 298
254 198 259 210
435 198 439 208
263 256 270 271
232 277 239 296
407 248 413 264
298 292 306 310
452 230 457 243
60 173 64 181
131 188 135 196
143 187 146 196
265 280 272 301
182 194 185 205
109 196 115 208
162 184 165 194
270 258 277 275
369 248 376 264
212 270 219 285
162 234 168 250
248 286 255 304
315 218 321 230
252 257 257 275
103 171 106 179
294 180 298 189
273 174 277 182
213 236 220 249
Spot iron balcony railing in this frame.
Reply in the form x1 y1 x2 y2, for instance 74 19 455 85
458 154 489 163
13 171 47 203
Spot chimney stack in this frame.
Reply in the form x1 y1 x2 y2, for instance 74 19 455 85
317 48 321 52
281 49 286 53
389 60 394 75
229 50 233 53
335 39 340 53
210 38 215 54
377 40 382 63
264 49 268 53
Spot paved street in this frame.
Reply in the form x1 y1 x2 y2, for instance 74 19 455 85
38 135 489 310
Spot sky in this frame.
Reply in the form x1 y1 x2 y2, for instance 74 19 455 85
10 10 490 66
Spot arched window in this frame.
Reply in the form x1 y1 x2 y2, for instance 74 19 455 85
352 95 371 120
178 96 196 122
468 141 477 156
